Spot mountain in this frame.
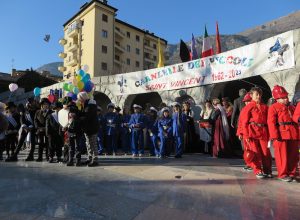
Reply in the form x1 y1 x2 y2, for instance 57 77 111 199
166 10 300 65
36 62 63 77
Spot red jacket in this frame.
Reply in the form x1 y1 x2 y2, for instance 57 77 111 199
241 101 269 140
292 102 300 138
236 107 247 136
268 102 298 140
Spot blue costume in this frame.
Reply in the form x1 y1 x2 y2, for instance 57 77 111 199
120 114 131 154
147 116 159 156
158 116 173 157
97 114 105 154
129 113 146 155
104 112 119 154
172 112 186 157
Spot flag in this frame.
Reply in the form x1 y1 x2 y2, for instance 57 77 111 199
216 22 221 54
201 25 214 58
180 39 191 62
191 34 199 60
157 38 164 68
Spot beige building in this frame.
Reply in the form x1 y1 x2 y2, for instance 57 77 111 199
58 0 167 80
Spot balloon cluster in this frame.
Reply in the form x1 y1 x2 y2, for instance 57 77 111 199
62 66 94 101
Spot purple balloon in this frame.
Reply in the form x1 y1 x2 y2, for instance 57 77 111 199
67 92 73 97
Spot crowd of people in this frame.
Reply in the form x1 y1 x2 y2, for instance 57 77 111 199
0 85 299 182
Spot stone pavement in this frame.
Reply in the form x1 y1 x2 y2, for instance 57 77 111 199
0 153 299 220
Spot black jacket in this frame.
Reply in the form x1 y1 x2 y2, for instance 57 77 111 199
79 100 99 135
34 109 52 134
20 110 36 128
231 97 245 126
46 112 61 137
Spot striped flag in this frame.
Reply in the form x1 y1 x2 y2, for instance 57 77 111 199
191 34 199 60
201 25 214 58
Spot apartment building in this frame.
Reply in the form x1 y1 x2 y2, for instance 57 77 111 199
58 0 167 80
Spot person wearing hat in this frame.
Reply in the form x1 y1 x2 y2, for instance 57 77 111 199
146 107 159 156
242 87 272 179
77 92 99 167
4 102 20 161
34 98 52 162
120 107 131 155
172 102 186 158
158 107 173 158
104 103 120 155
236 92 253 172
129 104 147 157
6 98 37 162
182 101 196 153
269 85 298 182
46 102 64 163
0 102 8 160
96 106 105 155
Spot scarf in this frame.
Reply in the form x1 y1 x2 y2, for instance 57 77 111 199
216 104 230 140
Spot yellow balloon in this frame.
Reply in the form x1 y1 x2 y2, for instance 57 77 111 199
77 81 84 90
76 75 82 82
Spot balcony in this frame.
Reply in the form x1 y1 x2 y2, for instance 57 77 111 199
144 43 154 52
115 28 125 39
68 28 79 37
66 57 78 66
115 43 125 53
58 52 67 59
58 66 66 72
59 38 67 45
67 43 78 52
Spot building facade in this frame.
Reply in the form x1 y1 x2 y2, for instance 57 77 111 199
58 0 167 80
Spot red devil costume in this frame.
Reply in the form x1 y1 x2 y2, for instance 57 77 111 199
268 85 299 182
241 91 272 178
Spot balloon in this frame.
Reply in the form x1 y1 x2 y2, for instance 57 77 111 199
63 83 69 91
82 65 89 72
58 109 69 127
76 101 82 110
48 94 55 103
67 92 73 97
73 87 79 94
82 74 91 83
88 92 93 99
72 94 77 101
77 81 84 90
33 87 41 97
84 81 94 93
76 75 82 82
68 84 74 91
8 83 18 92
72 78 78 85
77 69 85 77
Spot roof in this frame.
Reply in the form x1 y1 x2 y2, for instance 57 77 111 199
63 0 118 27
0 72 17 82
115 19 168 44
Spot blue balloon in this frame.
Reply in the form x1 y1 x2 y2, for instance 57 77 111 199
72 94 77 101
84 81 93 93
33 87 41 97
77 69 85 77
82 74 91 83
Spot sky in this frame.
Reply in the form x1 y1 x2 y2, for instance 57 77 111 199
0 0 299 74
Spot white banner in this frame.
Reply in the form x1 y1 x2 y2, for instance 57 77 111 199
112 31 294 95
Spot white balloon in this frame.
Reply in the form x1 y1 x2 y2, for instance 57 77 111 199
82 65 89 72
9 83 18 92
58 109 69 127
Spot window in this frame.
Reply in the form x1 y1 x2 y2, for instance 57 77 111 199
135 48 140 55
102 30 108 38
126 45 130 52
115 55 120 61
127 31 130 38
136 61 140 68
102 62 107 70
81 20 84 26
102 14 108 22
102 45 107 54
127 58 130 65
153 55 157 61
136 35 140 42
153 44 157 49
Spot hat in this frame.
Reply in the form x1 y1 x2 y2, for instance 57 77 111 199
40 98 50 105
6 101 17 109
107 103 115 109
172 102 181 107
77 91 89 101
62 97 73 106
150 107 158 112
115 106 121 112
88 99 96 105
272 85 288 99
53 102 63 110
133 104 142 109
161 107 170 112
